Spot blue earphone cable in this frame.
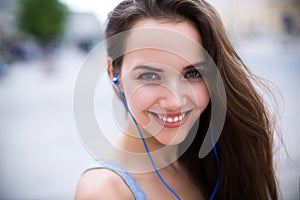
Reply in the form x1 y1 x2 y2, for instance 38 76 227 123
113 74 220 200
209 130 220 200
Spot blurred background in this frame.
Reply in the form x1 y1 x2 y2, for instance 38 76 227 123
0 0 299 199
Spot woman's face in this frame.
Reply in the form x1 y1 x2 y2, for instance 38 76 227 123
116 19 210 145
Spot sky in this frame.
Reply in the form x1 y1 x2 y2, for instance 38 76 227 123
59 0 122 23
59 0 223 24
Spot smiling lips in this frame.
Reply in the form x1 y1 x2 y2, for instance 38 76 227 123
149 111 191 128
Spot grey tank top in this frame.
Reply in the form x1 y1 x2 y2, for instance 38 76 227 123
83 159 149 200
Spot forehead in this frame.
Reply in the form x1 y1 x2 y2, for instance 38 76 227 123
122 19 203 71
131 19 202 43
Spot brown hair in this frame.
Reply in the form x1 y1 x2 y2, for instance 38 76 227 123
105 0 278 199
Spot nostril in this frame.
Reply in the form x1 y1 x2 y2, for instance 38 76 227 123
158 87 187 111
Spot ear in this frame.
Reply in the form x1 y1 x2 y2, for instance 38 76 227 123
107 57 116 81
107 57 124 93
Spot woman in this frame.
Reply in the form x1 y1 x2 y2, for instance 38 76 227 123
76 0 278 199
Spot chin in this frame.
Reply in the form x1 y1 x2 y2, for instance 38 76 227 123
154 129 189 145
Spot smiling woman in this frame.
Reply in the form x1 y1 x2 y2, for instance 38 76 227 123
75 0 279 199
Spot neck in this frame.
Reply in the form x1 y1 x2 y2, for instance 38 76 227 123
111 120 180 173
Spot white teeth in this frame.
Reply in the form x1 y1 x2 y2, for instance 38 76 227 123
173 117 179 122
167 118 173 123
155 112 188 123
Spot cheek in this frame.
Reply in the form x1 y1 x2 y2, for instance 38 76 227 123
126 87 158 120
192 84 210 110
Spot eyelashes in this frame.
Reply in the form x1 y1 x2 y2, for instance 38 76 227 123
137 71 161 81
137 69 203 82
184 69 202 80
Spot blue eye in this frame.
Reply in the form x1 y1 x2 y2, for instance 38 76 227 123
184 70 202 80
138 72 160 81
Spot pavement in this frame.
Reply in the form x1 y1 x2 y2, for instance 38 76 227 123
0 46 91 199
0 35 299 199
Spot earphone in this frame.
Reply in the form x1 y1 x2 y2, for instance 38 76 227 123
112 73 220 200
112 73 119 85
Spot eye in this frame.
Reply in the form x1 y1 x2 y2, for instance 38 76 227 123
184 70 202 80
137 72 161 81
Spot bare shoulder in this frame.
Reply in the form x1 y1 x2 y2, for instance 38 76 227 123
75 168 134 200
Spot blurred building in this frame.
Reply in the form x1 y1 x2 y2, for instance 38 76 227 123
64 12 103 52
212 0 300 37
0 0 21 64
0 0 18 37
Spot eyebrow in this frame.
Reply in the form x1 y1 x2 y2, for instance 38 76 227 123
133 65 164 72
132 61 206 72
182 61 206 71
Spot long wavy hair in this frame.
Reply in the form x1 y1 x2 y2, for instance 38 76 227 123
105 0 278 199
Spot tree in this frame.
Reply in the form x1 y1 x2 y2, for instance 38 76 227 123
17 0 68 46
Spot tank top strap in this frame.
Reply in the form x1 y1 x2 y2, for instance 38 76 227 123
82 159 149 200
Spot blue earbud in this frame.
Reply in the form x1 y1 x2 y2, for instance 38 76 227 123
113 73 125 98
113 73 119 85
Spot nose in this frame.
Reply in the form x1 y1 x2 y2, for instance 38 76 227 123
158 86 187 111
